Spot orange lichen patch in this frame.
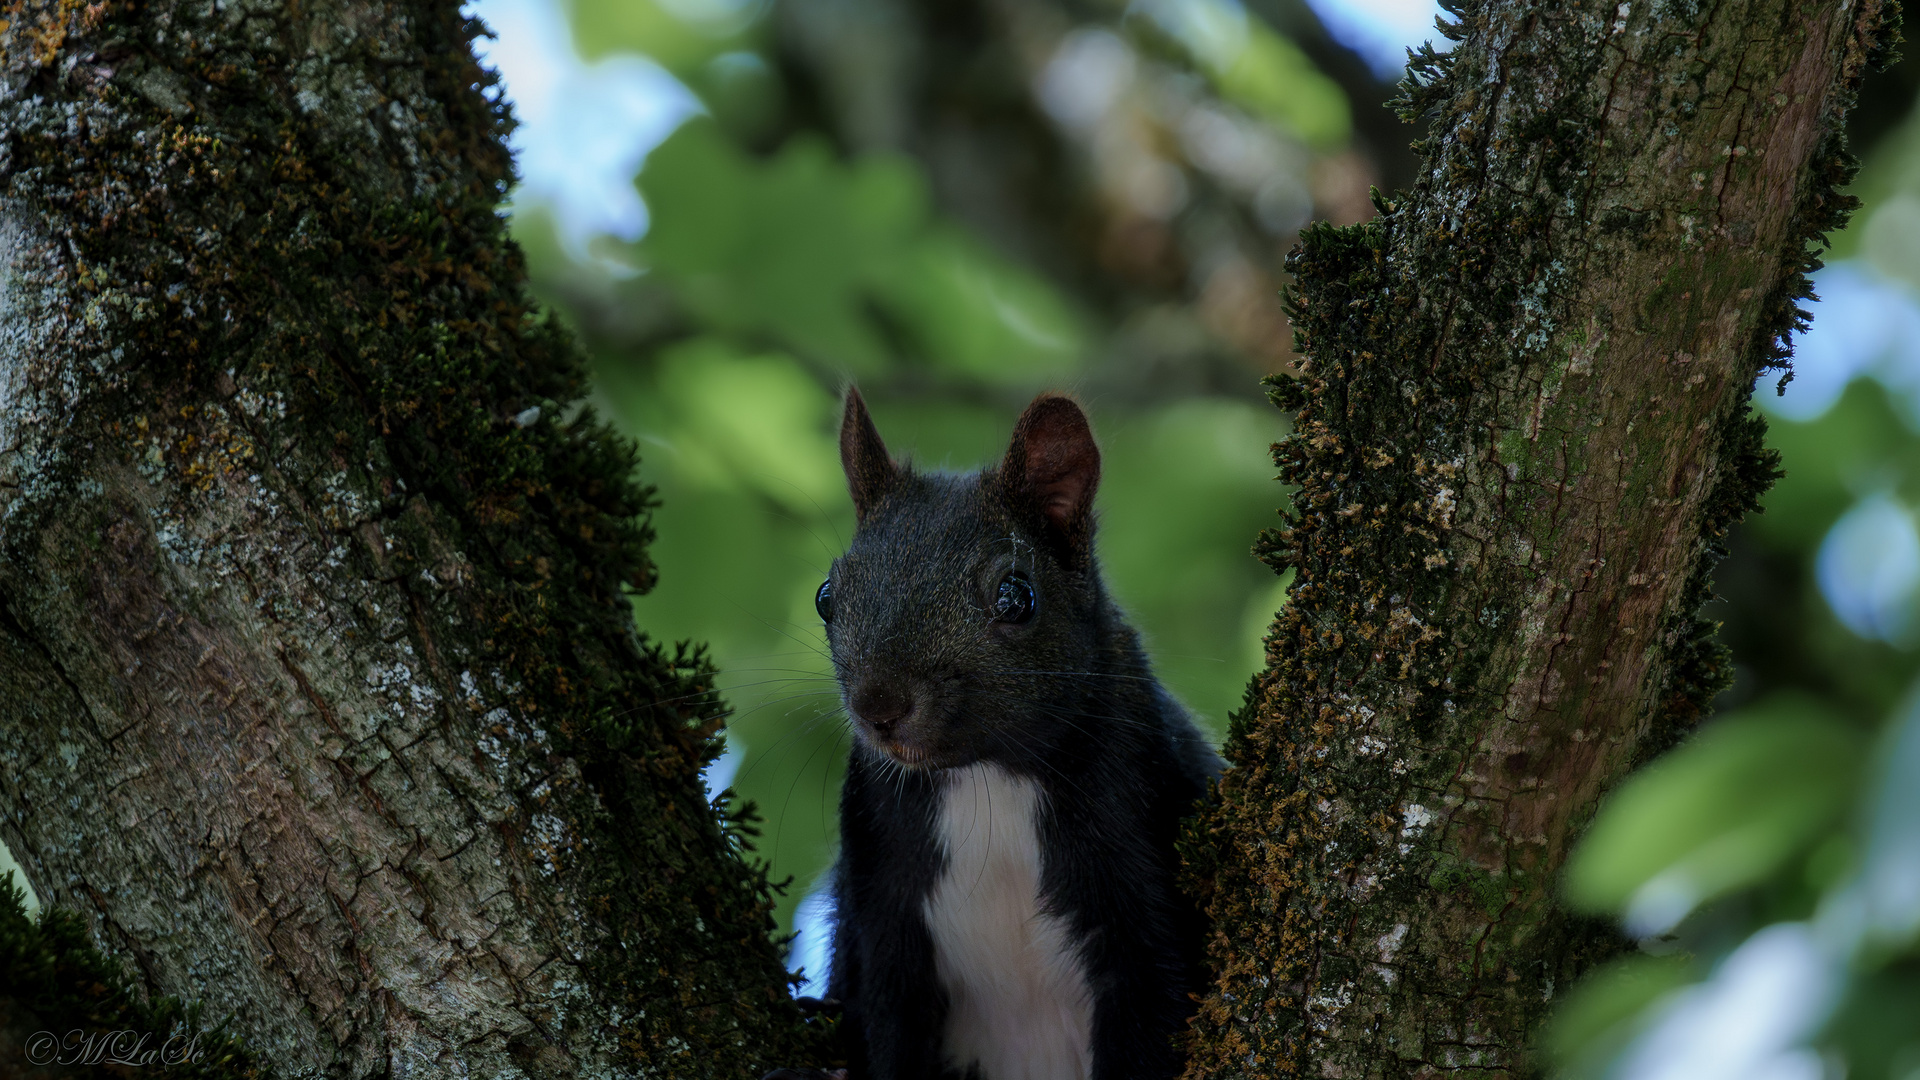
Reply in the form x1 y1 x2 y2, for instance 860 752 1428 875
2 0 98 66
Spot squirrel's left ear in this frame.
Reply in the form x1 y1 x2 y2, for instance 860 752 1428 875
841 386 900 521
1000 395 1100 567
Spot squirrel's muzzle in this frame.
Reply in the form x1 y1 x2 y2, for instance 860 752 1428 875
851 680 914 734
848 677 957 768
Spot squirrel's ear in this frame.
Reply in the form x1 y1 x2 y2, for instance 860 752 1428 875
840 387 899 521
1000 395 1100 565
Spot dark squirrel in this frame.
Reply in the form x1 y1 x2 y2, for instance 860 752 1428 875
774 389 1220 1080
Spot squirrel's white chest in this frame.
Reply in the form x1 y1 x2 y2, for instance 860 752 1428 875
923 763 1093 1080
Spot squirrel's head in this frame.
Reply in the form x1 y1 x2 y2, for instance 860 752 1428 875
819 387 1114 772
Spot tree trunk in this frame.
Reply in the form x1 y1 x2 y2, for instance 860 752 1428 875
0 1 811 1075
0 0 1897 1074
1182 0 1894 1076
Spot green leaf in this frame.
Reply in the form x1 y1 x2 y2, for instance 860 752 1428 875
638 120 1088 383
1096 399 1291 730
645 336 843 511
1132 0 1350 149
1216 25 1350 150
1820 961 1920 1080
1543 953 1694 1077
1753 380 1918 552
638 122 929 373
1564 695 1865 932
563 0 753 71
872 227 1085 380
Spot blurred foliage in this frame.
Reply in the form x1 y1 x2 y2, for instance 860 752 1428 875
1563 697 1862 929
505 0 1920 1048
637 122 1085 378
1550 63 1920 1078
505 0 1395 937
1133 0 1352 149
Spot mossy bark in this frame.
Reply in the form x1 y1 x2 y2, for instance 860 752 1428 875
0 1 812 1075
1182 1 1895 1076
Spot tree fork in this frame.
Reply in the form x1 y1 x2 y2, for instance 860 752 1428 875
0 0 813 1074
1182 0 1897 1075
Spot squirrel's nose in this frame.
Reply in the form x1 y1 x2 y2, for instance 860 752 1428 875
851 681 913 733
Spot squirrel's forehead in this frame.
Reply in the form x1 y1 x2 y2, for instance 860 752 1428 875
838 480 1019 578
852 477 994 538
843 517 992 575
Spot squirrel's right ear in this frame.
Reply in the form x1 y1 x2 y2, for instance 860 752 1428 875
999 394 1100 568
840 387 899 521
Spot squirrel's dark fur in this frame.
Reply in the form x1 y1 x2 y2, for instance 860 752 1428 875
793 389 1219 1080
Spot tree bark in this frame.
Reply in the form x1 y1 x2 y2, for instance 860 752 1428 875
0 1 811 1075
1181 0 1894 1076
0 0 1897 1075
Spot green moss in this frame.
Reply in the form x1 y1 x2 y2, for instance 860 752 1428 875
0 0 822 1069
0 875 262 1077
1181 1 1895 1076
1428 856 1511 918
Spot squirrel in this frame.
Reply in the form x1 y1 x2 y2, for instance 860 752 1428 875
771 389 1221 1080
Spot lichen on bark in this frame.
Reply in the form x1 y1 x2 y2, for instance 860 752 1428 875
0 0 815 1074
1180 0 1896 1075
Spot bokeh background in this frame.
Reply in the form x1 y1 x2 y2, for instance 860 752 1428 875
467 0 1430 994
5 0 1919 1073
452 0 1920 1072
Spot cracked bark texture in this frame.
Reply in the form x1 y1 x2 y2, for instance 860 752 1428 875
0 1 812 1076
1182 0 1894 1076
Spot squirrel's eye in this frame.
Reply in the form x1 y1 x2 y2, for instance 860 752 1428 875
993 573 1037 624
816 579 834 623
